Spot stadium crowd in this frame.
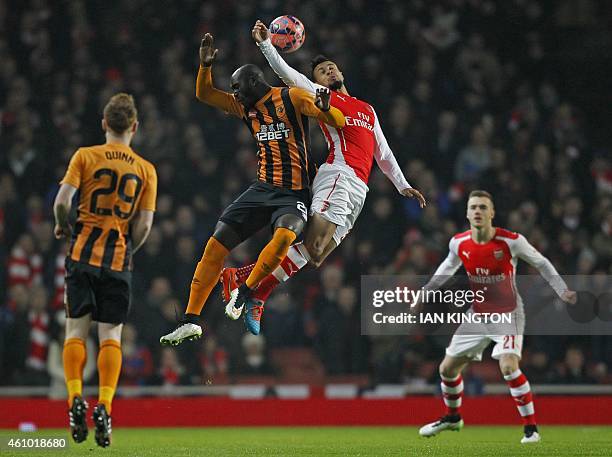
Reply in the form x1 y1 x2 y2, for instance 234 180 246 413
1 0 611 390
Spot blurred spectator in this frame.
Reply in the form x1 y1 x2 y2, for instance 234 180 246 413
172 236 197 302
316 286 368 374
0 0 610 386
552 347 596 384
264 285 304 348
9 285 51 385
50 243 68 311
236 334 273 376
1 285 30 383
121 324 154 386
195 334 229 383
427 110 461 186
462 365 485 396
153 347 190 387
454 124 491 183
135 295 182 352
523 351 554 384
131 276 174 326
7 233 42 291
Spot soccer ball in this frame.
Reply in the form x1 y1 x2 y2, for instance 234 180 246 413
269 15 305 53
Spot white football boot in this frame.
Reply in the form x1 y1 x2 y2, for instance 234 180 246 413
224 288 244 320
159 322 202 346
521 431 541 444
419 416 464 437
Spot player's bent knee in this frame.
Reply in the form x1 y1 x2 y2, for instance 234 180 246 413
98 322 123 343
65 316 92 340
439 359 463 379
498 355 520 376
203 236 231 262
274 214 304 237
211 222 241 252
499 363 519 376
439 366 456 379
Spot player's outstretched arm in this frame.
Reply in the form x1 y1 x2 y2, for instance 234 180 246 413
371 109 426 207
424 241 463 291
253 20 322 94
513 234 577 304
195 33 244 118
413 241 462 313
290 87 345 128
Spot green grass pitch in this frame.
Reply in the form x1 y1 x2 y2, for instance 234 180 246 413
1 426 610 456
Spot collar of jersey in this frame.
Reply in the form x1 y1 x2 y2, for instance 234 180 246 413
105 142 131 150
252 88 275 108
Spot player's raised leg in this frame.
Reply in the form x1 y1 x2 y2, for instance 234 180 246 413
303 212 338 266
160 222 240 345
419 354 470 437
92 323 122 448
64 315 92 443
227 213 304 334
223 166 364 310
498 352 540 443
223 212 338 314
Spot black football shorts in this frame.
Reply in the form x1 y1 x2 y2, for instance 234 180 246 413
64 258 132 324
219 181 311 241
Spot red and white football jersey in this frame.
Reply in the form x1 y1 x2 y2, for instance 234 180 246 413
258 39 410 192
319 92 376 183
430 227 567 313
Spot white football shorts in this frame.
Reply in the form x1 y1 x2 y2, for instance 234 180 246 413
445 310 525 361
310 163 368 246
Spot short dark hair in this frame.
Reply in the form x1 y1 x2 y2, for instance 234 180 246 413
468 189 494 205
311 54 332 77
104 93 137 134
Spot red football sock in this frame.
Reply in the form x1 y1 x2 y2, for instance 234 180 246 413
505 369 536 426
251 243 310 302
236 264 255 284
441 374 463 416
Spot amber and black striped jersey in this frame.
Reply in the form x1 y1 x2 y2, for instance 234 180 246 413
60 143 157 272
196 65 345 190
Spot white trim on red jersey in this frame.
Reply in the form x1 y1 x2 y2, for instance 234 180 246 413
258 38 411 193
320 122 348 168
425 228 568 304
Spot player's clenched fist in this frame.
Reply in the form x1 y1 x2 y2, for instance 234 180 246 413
315 88 331 112
200 33 218 67
54 223 72 239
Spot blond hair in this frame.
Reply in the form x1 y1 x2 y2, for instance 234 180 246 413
103 93 137 134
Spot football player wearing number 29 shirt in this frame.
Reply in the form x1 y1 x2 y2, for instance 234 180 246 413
418 190 577 444
54 93 157 447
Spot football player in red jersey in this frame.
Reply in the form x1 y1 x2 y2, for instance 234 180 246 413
222 20 426 334
159 33 345 345
418 190 577 444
